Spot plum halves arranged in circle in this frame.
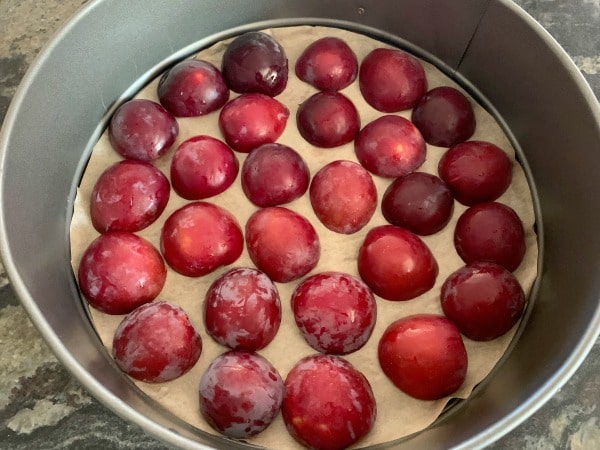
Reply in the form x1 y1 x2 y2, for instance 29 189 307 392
73 25 538 450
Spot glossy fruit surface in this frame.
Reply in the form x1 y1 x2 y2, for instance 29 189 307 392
441 261 526 341
241 143 309 207
170 135 238 200
218 93 289 153
78 232 166 315
108 99 178 161
354 115 426 178
381 171 453 235
411 86 476 147
112 301 202 382
160 202 243 277
90 160 170 233
296 91 360 148
291 272 376 354
282 354 376 450
157 59 229 117
454 202 525 271
378 314 468 400
438 140 512 206
309 160 377 234
359 48 427 112
221 32 288 96
204 268 281 351
245 207 320 283
357 225 438 301
295 36 358 91
199 351 283 438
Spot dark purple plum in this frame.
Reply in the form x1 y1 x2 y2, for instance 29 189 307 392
108 99 178 161
454 202 526 271
296 91 360 148
222 32 288 97
241 143 309 207
158 59 229 117
411 86 476 147
381 172 454 236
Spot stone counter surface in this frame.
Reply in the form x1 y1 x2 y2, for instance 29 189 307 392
0 0 598 449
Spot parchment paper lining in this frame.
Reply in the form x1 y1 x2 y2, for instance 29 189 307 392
69 26 538 449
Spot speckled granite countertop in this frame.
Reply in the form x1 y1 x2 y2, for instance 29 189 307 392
0 0 598 449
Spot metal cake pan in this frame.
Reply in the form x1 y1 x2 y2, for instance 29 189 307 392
1 0 599 448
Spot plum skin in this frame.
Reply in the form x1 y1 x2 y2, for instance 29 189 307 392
296 91 360 148
441 261 526 341
309 160 377 234
354 115 426 178
381 171 454 236
221 31 288 97
411 86 476 147
199 351 284 439
241 143 310 207
282 354 376 450
170 135 239 200
358 225 438 301
218 93 290 153
291 271 377 354
245 207 320 283
77 232 166 315
378 314 468 400
454 201 526 271
157 59 229 117
108 98 178 162
359 47 427 112
204 267 282 351
112 301 202 383
295 36 358 91
90 160 170 233
438 140 513 206
160 202 244 277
